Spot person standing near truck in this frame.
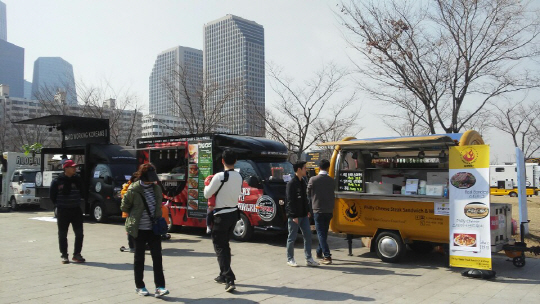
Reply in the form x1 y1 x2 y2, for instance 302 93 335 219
307 159 335 265
286 161 319 267
50 160 85 264
121 163 169 298
203 149 243 292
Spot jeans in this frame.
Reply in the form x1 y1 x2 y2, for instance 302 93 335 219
134 230 165 289
314 213 333 258
286 216 313 261
211 211 238 283
57 207 84 256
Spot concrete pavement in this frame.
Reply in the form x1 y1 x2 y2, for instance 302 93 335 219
1 208 539 303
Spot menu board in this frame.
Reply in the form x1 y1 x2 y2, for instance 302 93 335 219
186 141 212 219
449 145 491 270
338 170 364 192
306 151 321 169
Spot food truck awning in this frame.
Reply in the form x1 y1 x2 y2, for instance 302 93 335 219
319 134 463 150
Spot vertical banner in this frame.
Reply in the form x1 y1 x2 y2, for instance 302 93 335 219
186 141 212 219
449 145 492 270
515 148 529 235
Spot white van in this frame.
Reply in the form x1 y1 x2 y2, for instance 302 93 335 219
0 152 41 211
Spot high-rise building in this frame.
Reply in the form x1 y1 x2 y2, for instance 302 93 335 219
0 1 6 41
0 39 24 98
204 14 265 137
32 57 77 104
23 80 32 99
149 46 203 117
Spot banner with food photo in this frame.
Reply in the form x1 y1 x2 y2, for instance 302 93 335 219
449 145 491 270
186 142 212 219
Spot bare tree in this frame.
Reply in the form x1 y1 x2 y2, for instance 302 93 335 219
339 0 540 134
489 99 540 158
161 62 243 134
260 63 361 160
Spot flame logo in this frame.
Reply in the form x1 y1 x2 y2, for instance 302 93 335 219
346 204 358 218
462 149 476 163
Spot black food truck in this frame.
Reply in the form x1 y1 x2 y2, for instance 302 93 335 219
16 115 138 222
136 134 293 241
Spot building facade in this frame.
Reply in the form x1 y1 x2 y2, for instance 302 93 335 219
32 57 77 104
204 14 265 137
0 39 24 98
149 46 203 116
0 0 6 41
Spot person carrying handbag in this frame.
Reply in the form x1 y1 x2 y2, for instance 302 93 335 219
121 163 169 298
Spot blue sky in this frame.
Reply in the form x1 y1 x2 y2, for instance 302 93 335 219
2 0 526 161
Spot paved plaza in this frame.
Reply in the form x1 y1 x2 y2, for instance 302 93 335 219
1 209 539 303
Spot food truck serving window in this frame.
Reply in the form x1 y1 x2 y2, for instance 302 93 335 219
255 161 294 182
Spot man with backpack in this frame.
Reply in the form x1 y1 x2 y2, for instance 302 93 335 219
203 149 242 292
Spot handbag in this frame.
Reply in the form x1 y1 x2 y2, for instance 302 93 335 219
139 193 168 235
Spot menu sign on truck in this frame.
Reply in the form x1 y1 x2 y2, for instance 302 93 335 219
338 171 364 192
449 145 491 270
186 141 212 219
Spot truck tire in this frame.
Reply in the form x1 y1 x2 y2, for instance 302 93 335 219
509 192 518 197
232 213 254 242
10 197 18 211
375 231 406 263
92 201 107 223
168 213 181 233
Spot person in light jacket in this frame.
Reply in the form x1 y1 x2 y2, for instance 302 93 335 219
121 163 169 298
204 149 243 292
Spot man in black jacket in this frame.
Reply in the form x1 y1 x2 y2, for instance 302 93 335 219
285 161 319 267
50 160 86 264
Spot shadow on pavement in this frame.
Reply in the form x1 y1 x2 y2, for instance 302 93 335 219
237 284 375 302
78 261 132 271
161 248 215 257
158 297 260 303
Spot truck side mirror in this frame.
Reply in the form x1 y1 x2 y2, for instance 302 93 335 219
104 176 113 185
247 176 261 188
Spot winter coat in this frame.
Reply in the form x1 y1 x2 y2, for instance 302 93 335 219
50 173 83 209
285 175 310 218
121 181 163 238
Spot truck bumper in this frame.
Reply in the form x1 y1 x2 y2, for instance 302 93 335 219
14 195 40 205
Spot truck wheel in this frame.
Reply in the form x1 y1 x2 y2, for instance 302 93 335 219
408 241 434 254
232 213 253 242
509 192 518 197
513 256 525 267
168 213 181 232
10 197 18 211
375 231 406 263
92 202 107 223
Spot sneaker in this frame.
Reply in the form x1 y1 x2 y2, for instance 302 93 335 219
321 257 332 265
306 258 320 267
287 259 299 267
214 276 226 284
61 255 69 264
155 287 169 298
206 227 212 234
225 281 236 292
136 287 149 296
72 254 86 263
316 251 323 259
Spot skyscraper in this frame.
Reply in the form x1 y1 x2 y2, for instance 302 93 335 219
149 46 203 116
32 57 76 104
204 14 265 137
0 39 24 98
0 1 6 41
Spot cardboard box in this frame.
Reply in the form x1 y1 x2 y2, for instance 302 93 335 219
426 184 444 196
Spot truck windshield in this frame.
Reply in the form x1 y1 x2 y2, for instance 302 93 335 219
22 171 37 183
255 162 294 182
110 164 138 182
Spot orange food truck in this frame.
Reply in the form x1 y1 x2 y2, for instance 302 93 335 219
136 134 293 241
321 131 520 264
